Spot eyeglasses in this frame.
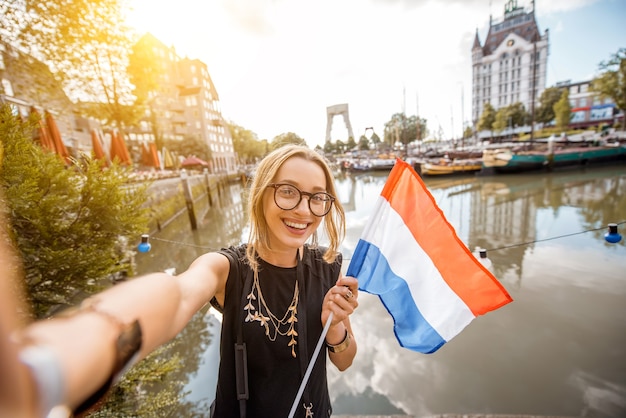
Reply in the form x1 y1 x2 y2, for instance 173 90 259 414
267 183 335 217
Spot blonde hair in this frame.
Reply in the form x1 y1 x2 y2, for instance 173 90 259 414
245 145 345 271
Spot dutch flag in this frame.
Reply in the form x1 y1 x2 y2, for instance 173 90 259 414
347 159 513 353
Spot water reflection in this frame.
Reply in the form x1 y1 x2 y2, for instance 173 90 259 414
134 165 626 418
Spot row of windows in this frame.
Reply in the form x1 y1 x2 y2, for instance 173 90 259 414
570 97 614 107
499 56 523 68
499 81 521 93
499 69 522 82
497 93 521 106
476 49 542 73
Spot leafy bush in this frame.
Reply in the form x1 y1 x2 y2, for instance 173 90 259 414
0 104 149 317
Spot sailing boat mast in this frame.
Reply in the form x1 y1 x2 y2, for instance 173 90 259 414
530 0 537 143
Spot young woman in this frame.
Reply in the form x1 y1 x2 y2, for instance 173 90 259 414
6 144 358 417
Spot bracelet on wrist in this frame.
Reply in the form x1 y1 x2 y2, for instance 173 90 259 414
326 329 350 353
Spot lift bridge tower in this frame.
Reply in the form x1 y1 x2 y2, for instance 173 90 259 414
325 103 354 143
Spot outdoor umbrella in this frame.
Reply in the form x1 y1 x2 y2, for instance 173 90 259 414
109 131 132 166
140 142 151 166
44 111 70 164
180 155 209 168
149 143 161 168
30 107 54 152
37 120 55 152
162 147 176 169
91 129 109 166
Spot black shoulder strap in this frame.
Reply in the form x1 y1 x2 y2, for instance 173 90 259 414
234 257 251 418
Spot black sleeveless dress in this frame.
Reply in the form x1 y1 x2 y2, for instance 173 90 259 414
211 244 342 418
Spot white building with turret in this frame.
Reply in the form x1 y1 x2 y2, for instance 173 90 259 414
471 0 549 126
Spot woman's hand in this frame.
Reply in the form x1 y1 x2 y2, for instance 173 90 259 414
322 275 358 334
322 275 358 370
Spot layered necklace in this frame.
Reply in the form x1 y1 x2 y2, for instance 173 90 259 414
243 259 300 358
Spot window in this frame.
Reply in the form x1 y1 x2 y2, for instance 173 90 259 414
1 79 14 96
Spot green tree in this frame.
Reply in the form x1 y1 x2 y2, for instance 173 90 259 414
493 107 509 133
346 136 357 151
270 132 307 150
370 131 382 150
127 34 172 149
335 139 347 154
383 113 427 151
554 89 572 131
358 135 370 151
227 122 266 163
3 0 141 132
591 48 626 130
508 102 529 127
494 102 529 133
163 136 211 163
0 104 149 318
463 126 473 140
535 86 563 125
477 103 496 135
323 140 337 155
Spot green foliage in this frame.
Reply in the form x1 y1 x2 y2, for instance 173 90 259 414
0 104 149 317
227 122 268 163
270 132 307 150
493 102 529 132
554 89 572 131
164 136 211 163
370 131 381 146
535 86 563 124
591 48 626 129
463 126 473 139
3 0 141 132
383 113 427 147
346 136 357 151
477 102 496 133
127 34 175 147
358 135 370 150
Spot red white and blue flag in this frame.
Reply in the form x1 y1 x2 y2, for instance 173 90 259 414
347 159 513 353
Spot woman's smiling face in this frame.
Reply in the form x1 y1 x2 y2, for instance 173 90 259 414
263 156 327 253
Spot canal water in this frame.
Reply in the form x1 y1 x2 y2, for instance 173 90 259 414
134 164 626 418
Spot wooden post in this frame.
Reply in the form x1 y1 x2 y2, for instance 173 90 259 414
204 168 213 207
180 170 197 230
217 174 223 201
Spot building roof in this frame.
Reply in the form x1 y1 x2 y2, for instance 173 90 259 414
477 0 541 56
472 29 482 50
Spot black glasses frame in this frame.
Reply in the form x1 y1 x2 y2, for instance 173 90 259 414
267 183 335 217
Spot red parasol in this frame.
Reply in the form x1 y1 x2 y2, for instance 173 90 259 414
44 111 70 164
140 142 151 166
91 129 109 166
109 131 132 166
149 143 160 168
37 120 55 152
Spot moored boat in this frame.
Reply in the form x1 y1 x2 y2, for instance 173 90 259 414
481 142 626 174
341 158 396 172
419 158 483 176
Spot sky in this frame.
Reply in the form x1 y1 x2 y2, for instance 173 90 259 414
126 0 626 149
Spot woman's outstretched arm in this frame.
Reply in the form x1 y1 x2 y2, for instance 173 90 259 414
8 251 230 416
